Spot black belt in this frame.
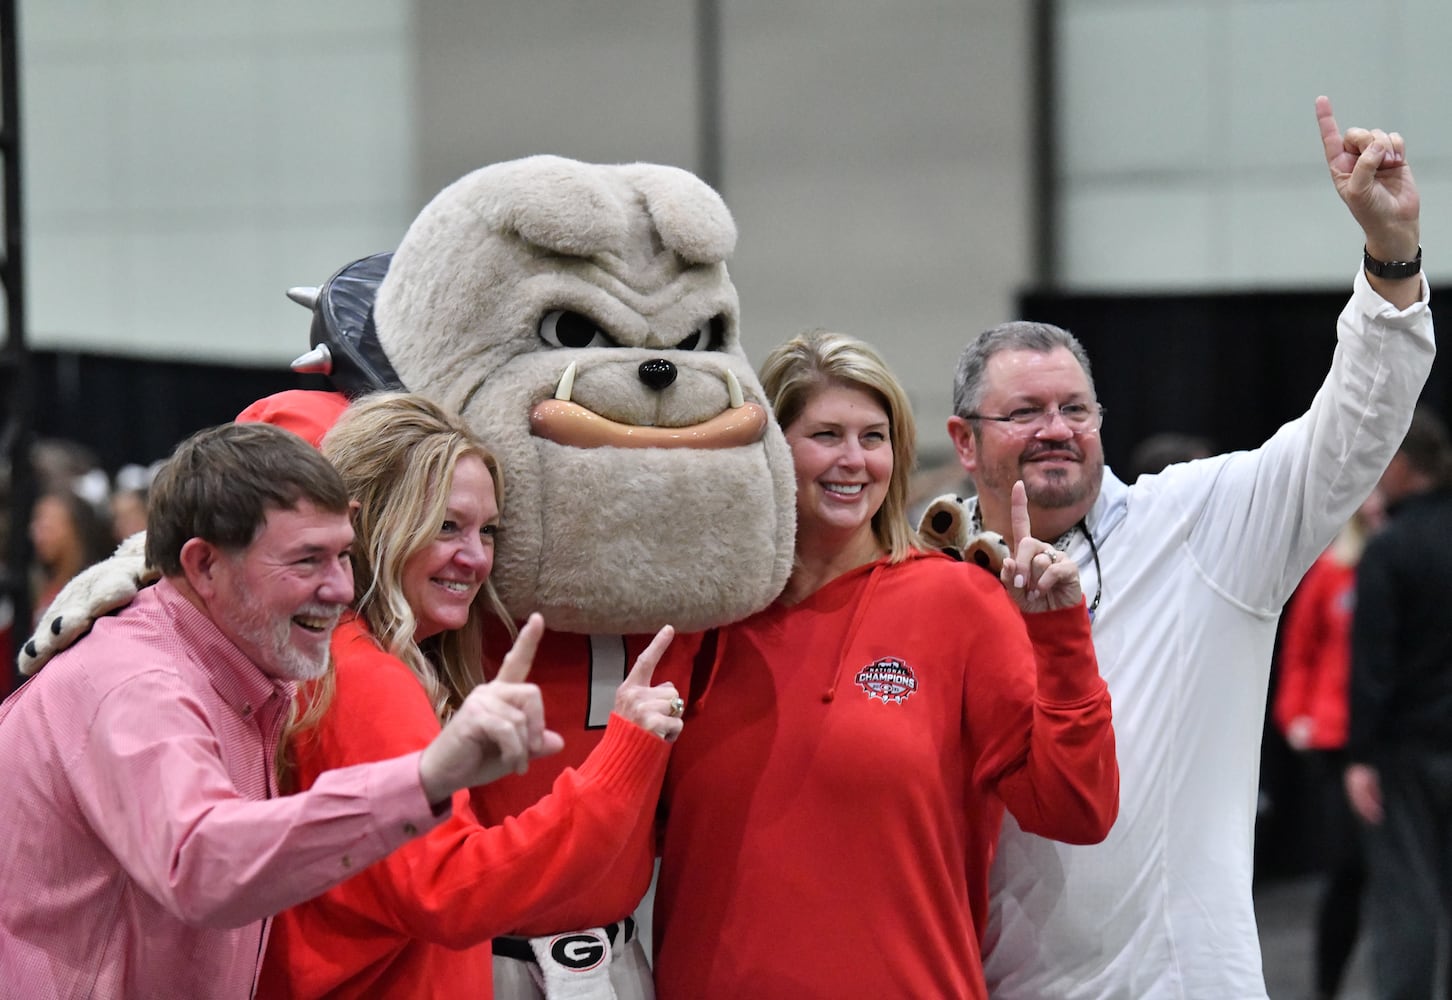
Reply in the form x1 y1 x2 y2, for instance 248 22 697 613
491 917 637 962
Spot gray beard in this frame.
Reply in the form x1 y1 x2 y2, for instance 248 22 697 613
227 588 333 682
1020 456 1104 512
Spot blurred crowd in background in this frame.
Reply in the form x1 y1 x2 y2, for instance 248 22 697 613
0 440 162 691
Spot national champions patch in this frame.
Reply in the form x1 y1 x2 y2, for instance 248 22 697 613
854 657 918 705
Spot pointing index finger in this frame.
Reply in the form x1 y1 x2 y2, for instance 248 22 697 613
1010 480 1032 550
623 625 675 689
495 613 544 684
1316 95 1343 167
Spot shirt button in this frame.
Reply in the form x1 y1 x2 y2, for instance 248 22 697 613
341 855 352 870
242 704 253 716
403 822 418 836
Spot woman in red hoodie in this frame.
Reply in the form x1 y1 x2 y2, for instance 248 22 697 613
651 331 1119 999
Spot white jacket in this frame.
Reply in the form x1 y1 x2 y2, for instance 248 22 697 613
980 267 1435 1000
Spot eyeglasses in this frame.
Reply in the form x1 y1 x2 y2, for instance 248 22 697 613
964 403 1105 434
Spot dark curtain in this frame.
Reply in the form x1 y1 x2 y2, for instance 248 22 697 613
30 287 1452 472
28 353 334 472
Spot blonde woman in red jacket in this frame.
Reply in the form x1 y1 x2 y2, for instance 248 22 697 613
257 392 684 1000
651 331 1119 1000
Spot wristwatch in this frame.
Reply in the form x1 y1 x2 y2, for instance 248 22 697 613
1363 245 1422 279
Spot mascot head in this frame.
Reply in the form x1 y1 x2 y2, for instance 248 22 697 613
296 155 796 634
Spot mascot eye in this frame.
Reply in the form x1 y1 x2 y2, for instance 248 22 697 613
539 310 620 349
673 315 726 352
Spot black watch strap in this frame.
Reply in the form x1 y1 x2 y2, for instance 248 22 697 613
1363 245 1422 279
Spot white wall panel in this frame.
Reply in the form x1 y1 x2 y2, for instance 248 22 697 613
255 43 413 211
1057 0 1448 288
1225 174 1364 286
24 232 121 348
1060 178 1218 288
1057 3 1217 178
1225 1 1392 170
1402 0 1452 163
23 58 116 223
21 0 416 363
119 52 267 216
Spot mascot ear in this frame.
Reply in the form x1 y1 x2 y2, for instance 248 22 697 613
916 493 1009 577
288 252 405 398
918 494 970 557
962 530 1010 576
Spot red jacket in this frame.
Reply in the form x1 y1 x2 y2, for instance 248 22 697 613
653 552 1118 1000
469 624 701 934
1273 553 1357 750
258 616 676 999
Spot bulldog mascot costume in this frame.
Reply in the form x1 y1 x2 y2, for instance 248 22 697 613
20 156 798 998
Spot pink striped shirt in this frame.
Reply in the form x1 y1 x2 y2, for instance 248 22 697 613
0 578 444 999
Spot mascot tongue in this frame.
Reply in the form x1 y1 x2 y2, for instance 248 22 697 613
529 400 767 450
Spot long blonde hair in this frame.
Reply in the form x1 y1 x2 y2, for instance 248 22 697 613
321 392 514 721
758 330 922 562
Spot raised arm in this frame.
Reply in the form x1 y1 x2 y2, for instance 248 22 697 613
964 577 1118 845
1177 98 1433 611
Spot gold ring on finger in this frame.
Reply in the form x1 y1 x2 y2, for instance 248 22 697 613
669 696 686 718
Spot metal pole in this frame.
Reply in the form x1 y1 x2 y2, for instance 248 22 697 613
1 0 32 693
695 0 723 194
1030 0 1058 289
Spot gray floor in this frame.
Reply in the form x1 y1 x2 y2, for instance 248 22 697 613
1256 874 1373 1000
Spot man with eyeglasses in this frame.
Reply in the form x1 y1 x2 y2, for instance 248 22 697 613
940 97 1435 999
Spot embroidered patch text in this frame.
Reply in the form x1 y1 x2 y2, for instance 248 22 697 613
855 657 918 705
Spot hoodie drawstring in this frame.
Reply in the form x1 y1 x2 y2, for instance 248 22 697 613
822 560 887 702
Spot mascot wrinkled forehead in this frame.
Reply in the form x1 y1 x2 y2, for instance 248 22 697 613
372 155 795 634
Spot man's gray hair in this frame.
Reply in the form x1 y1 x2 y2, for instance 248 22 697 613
952 320 1096 418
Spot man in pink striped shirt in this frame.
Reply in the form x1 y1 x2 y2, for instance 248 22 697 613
0 421 561 999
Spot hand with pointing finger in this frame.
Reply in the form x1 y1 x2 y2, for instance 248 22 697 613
1000 480 1084 614
417 613 565 805
1317 95 1418 264
1316 95 1421 310
612 625 685 742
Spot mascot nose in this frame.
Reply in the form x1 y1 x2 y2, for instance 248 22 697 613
638 358 678 391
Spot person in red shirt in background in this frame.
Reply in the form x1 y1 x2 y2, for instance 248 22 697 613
258 392 685 1000
1272 490 1384 1000
652 331 1118 1000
